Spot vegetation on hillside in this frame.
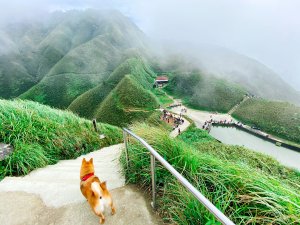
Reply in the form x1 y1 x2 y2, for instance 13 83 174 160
0 10 148 109
94 75 159 127
164 71 246 112
121 123 300 224
233 98 300 144
180 126 300 185
68 57 156 118
20 73 104 109
151 88 173 107
0 99 122 180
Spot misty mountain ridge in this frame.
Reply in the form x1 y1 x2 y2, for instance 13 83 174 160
0 9 147 100
154 42 300 105
0 9 299 107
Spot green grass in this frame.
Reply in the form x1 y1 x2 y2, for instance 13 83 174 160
68 57 156 119
179 126 300 186
233 98 300 144
151 88 174 107
20 73 104 109
94 75 159 127
0 99 122 180
178 125 216 144
121 123 300 224
15 10 149 109
164 71 246 113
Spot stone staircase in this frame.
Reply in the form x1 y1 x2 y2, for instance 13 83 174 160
0 144 164 225
228 96 250 115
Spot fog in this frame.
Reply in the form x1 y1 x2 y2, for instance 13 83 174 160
0 0 299 90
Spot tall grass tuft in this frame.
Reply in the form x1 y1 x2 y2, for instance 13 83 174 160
0 99 122 179
121 123 300 224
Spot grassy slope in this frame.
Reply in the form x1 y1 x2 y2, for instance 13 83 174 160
0 10 105 99
0 99 122 179
151 88 174 107
19 34 122 109
68 57 156 118
15 10 147 109
94 75 159 127
164 71 246 112
233 98 300 144
122 123 300 224
179 126 300 185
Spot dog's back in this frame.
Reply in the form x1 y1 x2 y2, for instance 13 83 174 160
80 158 116 224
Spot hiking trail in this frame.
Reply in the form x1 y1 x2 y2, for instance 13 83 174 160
0 144 163 225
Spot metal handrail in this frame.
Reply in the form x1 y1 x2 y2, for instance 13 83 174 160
123 128 235 225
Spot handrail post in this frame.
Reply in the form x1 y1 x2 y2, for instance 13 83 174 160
150 154 156 209
92 119 98 132
123 130 129 168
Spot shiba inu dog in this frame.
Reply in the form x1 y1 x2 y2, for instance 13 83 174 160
80 158 116 224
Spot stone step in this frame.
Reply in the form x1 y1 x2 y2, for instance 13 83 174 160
0 144 125 208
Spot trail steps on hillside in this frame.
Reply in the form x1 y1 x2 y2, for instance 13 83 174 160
0 144 163 225
228 96 250 115
123 108 152 113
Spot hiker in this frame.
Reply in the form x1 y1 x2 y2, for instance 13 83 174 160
178 128 181 135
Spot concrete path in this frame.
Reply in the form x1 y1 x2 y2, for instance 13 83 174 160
170 104 234 129
0 185 163 225
0 144 164 225
170 118 190 138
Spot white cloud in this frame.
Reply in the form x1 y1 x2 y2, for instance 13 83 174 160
0 0 299 90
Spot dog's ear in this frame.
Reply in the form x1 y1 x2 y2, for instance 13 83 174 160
82 158 86 163
89 158 93 163
100 181 107 189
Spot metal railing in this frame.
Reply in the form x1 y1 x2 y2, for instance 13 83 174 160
123 128 235 225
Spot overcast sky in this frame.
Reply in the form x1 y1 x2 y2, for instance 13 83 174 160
0 0 299 90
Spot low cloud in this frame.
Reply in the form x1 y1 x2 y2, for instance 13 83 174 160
0 0 299 90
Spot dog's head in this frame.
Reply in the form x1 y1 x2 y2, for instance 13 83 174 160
80 158 94 179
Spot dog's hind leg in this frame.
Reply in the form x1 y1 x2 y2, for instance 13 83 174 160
107 198 116 215
93 201 106 224
93 209 105 224
98 213 105 224
110 201 116 215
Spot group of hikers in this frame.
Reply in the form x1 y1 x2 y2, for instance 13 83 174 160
162 109 185 135
167 103 182 109
202 116 235 130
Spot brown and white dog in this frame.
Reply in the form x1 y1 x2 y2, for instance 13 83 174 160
80 158 116 224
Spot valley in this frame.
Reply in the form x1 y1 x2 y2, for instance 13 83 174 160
0 9 299 225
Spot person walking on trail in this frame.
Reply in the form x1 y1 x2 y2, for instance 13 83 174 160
178 128 181 135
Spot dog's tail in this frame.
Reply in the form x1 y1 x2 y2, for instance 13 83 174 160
91 181 101 197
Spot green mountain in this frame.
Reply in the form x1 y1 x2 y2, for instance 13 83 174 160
68 57 156 118
0 10 147 108
94 75 158 127
233 98 300 144
164 71 246 112
154 44 300 105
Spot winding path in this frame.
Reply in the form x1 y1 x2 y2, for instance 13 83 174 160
0 144 163 225
168 98 234 129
